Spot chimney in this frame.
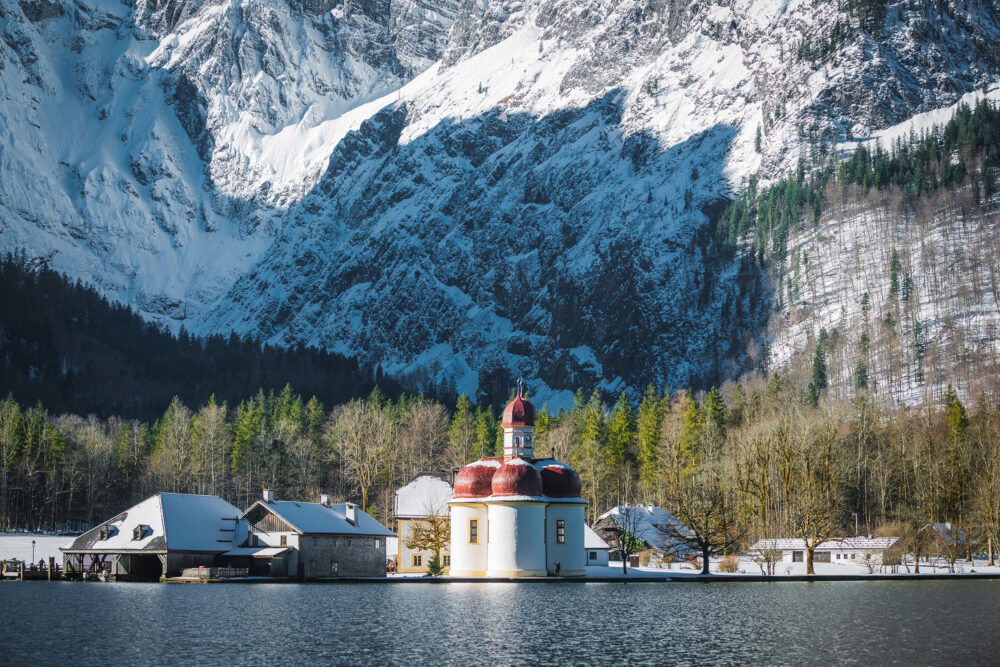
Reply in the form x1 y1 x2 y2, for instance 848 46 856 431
263 489 275 503
345 502 358 526
320 494 330 507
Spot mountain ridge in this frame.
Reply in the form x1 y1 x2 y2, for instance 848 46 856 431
2 0 998 405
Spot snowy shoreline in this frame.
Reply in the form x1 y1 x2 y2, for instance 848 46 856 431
6 533 998 584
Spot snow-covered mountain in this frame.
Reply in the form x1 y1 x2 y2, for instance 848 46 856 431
772 85 1000 406
2 0 998 405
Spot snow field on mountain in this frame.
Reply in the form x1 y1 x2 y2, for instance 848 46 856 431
1 0 998 403
772 82 1000 405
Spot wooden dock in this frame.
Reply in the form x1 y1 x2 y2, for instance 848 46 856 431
1 558 62 581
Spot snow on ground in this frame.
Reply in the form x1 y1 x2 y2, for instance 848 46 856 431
601 557 1000 577
0 534 76 564
387 556 1000 579
838 81 1000 158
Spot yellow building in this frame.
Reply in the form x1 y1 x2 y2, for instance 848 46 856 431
394 475 454 574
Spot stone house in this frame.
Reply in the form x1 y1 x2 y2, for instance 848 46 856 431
227 490 395 579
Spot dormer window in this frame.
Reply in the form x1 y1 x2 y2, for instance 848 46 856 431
133 525 148 541
99 526 109 541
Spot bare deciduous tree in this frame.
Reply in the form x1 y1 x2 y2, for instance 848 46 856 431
332 400 398 510
598 505 645 574
661 467 746 575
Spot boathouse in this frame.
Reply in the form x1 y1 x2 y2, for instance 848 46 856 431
60 493 243 580
227 490 395 579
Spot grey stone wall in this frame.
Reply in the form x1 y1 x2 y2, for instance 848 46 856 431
299 535 387 578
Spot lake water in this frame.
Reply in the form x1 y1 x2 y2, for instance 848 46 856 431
2 580 999 665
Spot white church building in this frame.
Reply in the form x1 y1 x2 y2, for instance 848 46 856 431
448 389 587 577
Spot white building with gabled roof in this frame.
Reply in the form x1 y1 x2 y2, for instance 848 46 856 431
748 537 900 564
394 475 453 573
228 490 395 579
60 493 243 580
584 525 610 566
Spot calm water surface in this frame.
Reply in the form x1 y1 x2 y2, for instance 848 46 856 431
2 580 999 665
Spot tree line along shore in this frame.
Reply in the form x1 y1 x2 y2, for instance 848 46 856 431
1 374 997 571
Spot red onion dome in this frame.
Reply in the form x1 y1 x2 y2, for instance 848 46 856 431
540 462 582 498
454 459 501 499
501 394 536 427
491 457 543 497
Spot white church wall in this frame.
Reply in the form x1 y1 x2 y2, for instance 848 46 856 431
486 502 547 577
449 503 488 576
545 503 586 576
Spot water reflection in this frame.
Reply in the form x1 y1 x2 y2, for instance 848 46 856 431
3 581 999 665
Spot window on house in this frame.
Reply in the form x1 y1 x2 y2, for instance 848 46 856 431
836 553 841 559
589 551 597 561
792 550 804 562
851 553 856 559
469 519 479 544
331 561 338 575
443 555 451 567
280 534 287 546
374 538 382 550
556 519 566 544
413 554 422 567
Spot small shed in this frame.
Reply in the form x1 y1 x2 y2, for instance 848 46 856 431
925 522 967 545
60 493 243 580
584 525 610 566
594 504 696 560
229 490 395 579
394 475 453 573
748 537 900 563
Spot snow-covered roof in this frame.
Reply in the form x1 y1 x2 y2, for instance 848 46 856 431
247 501 395 537
62 493 242 553
584 525 609 550
749 537 899 551
926 523 967 544
478 495 587 504
395 475 453 518
463 459 501 468
596 505 694 551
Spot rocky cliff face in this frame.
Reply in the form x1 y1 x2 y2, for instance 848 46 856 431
1 0 998 404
